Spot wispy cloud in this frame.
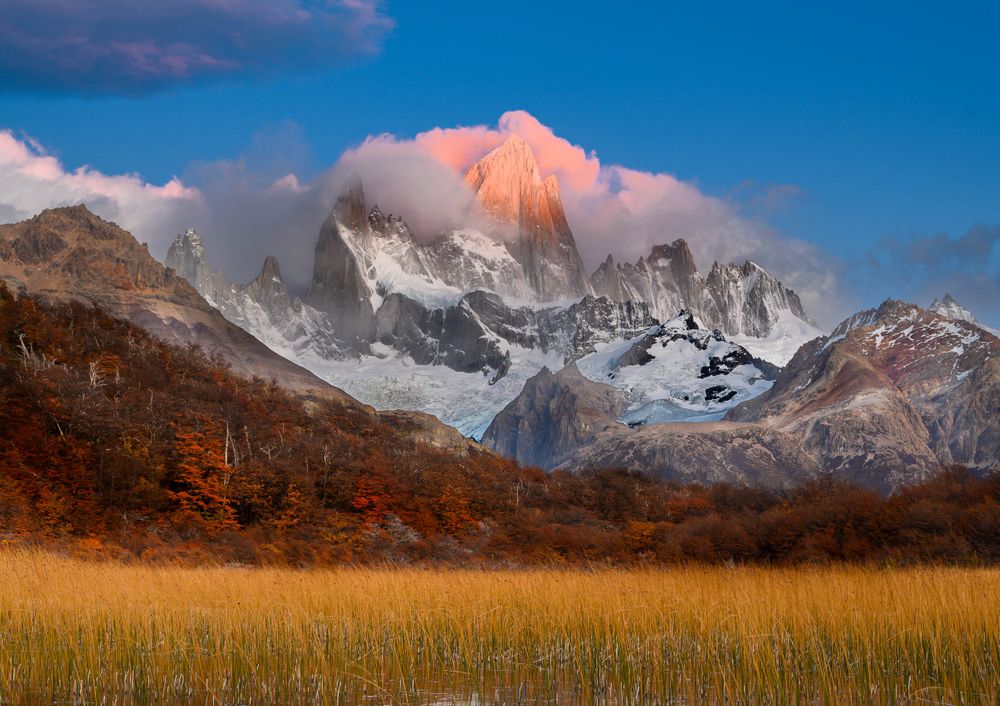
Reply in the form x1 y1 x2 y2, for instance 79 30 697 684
858 225 1000 327
0 0 393 94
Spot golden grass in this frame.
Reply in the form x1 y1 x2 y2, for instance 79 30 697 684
0 550 997 704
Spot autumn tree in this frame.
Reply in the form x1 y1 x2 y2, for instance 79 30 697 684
169 420 237 532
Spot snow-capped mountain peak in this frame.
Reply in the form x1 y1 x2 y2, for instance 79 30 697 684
930 293 974 323
929 293 998 335
576 308 778 426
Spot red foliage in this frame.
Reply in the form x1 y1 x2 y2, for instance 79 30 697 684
2 282 999 566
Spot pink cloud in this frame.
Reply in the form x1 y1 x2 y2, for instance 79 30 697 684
497 111 601 192
338 111 837 320
413 125 504 173
409 110 601 194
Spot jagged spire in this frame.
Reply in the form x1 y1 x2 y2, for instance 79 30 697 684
463 136 591 301
333 176 367 231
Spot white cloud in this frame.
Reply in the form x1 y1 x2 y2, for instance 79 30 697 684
0 129 201 250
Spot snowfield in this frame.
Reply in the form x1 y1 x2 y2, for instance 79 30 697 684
290 343 565 440
577 313 775 426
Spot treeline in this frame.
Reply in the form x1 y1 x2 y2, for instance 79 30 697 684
1 283 998 566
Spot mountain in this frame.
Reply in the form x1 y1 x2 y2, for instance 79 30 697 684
165 228 348 364
8 275 997 566
304 179 381 347
482 307 782 470
729 300 1000 488
484 299 999 491
169 183 655 437
930 293 1000 336
930 293 978 324
465 135 592 301
574 310 779 426
484 363 815 485
591 239 821 364
0 206 351 402
163 138 820 437
483 311 785 472
481 362 624 469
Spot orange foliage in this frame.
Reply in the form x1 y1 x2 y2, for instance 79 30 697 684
1 282 1000 567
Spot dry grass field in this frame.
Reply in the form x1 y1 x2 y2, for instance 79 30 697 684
0 550 997 704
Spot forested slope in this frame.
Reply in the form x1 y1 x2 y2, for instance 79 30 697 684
1 283 998 565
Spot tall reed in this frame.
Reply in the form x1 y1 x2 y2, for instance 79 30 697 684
0 550 997 704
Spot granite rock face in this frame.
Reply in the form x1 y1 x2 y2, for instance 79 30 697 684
481 363 625 469
465 135 592 301
591 238 814 339
304 179 378 347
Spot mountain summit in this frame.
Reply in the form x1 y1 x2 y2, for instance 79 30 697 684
464 135 592 301
930 293 999 335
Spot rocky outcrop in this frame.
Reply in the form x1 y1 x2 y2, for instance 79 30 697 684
591 238 815 341
481 363 625 469
558 422 819 488
304 179 378 347
465 136 592 301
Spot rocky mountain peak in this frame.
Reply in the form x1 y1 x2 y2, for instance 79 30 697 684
464 135 544 229
930 293 982 327
242 254 292 314
258 255 281 280
590 240 819 353
179 226 202 247
334 177 368 232
481 361 624 469
165 227 208 284
304 180 378 344
648 239 698 276
367 204 387 233
463 136 591 301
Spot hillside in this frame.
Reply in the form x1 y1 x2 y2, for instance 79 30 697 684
0 206 351 401
2 282 1000 565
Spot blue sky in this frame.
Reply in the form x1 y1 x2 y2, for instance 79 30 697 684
0 0 998 325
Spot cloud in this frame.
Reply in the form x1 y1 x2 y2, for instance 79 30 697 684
337 136 474 239
0 0 393 94
411 110 601 192
0 128 201 247
380 111 842 325
859 225 1000 328
1 112 850 326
